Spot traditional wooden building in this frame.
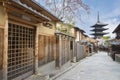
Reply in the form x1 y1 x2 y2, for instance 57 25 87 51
55 32 74 67
86 37 98 53
0 0 61 80
71 27 86 61
71 27 90 57
80 34 91 57
71 27 85 41
113 24 120 39
55 23 75 66
79 33 98 57
110 24 120 62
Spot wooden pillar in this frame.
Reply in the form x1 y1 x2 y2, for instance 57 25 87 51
67 36 70 61
71 38 73 61
73 38 75 57
54 35 56 61
65 36 68 63
34 23 39 74
68 37 69 61
1 3 9 80
63 36 65 64
59 35 62 67
63 35 66 64
61 35 64 65
3 10 8 80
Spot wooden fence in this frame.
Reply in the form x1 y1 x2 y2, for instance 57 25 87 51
55 33 74 67
76 43 86 61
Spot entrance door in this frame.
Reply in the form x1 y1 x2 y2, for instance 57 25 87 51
7 22 35 80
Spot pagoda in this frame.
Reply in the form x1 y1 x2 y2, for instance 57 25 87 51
90 13 108 39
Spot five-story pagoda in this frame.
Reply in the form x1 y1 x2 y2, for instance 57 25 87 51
91 13 108 39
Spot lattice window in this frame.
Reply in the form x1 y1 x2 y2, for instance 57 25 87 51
7 23 35 80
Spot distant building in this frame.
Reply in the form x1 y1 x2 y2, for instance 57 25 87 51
113 24 120 39
109 24 120 62
71 27 85 41
90 13 108 39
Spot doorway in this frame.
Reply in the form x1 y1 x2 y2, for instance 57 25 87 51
7 22 35 80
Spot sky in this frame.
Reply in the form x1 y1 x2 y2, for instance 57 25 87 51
77 0 120 38
35 0 120 39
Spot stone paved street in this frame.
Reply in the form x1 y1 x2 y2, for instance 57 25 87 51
54 52 120 80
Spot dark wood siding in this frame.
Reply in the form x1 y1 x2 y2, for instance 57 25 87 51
0 28 4 79
0 28 3 70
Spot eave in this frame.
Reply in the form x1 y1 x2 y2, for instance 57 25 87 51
74 27 86 33
5 0 50 23
20 0 61 22
55 31 74 38
113 24 120 33
90 28 108 31
91 33 108 35
91 22 108 27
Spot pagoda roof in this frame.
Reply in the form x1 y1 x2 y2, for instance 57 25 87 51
90 28 108 31
91 32 108 35
91 12 108 27
91 22 108 27
90 12 109 38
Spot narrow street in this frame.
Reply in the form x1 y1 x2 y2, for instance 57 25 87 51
55 52 120 80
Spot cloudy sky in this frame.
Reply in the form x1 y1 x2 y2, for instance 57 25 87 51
36 0 120 38
77 0 120 38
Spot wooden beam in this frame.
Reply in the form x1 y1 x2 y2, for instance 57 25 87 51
5 5 43 23
5 1 50 21
0 26 4 29
20 0 60 22
8 14 37 26
0 2 3 5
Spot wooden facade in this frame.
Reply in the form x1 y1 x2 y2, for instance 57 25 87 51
55 32 74 67
71 27 85 41
86 37 98 53
71 27 87 61
113 24 120 39
0 0 60 80
38 34 56 66
7 22 35 80
110 24 120 61
0 28 4 79
0 0 96 80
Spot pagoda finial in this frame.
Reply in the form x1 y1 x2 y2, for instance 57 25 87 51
97 11 100 23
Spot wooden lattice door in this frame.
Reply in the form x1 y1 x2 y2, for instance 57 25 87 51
7 22 35 80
